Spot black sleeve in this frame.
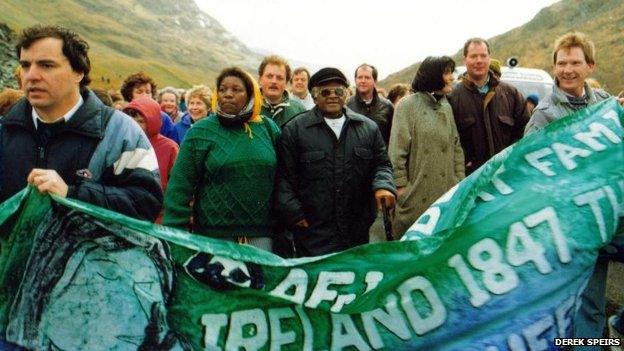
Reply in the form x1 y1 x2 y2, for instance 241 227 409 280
69 167 163 222
383 103 395 146
274 125 306 227
370 125 397 194
511 88 529 142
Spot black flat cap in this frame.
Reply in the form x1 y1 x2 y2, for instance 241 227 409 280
308 67 349 90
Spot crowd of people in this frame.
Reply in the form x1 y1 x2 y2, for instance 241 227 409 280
0 24 623 349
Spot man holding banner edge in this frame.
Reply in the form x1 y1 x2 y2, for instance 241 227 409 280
525 31 624 347
1 96 621 350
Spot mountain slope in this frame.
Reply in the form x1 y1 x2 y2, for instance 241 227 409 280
380 0 624 94
0 0 263 89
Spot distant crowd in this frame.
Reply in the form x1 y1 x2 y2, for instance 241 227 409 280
0 24 623 349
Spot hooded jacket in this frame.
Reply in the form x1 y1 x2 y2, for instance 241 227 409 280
125 97 179 193
164 72 281 238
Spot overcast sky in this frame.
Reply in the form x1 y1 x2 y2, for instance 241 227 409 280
195 0 560 80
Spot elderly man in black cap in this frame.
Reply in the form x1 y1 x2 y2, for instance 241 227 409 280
275 67 396 257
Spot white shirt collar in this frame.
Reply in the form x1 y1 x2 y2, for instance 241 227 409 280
32 94 84 129
324 114 346 138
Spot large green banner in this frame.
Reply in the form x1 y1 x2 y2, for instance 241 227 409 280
0 99 622 350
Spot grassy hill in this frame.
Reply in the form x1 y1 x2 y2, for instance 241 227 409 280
0 0 263 90
380 0 624 94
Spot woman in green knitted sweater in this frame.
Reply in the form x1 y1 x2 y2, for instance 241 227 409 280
163 67 280 251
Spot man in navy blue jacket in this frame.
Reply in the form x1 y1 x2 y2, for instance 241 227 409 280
0 25 168 350
0 25 162 220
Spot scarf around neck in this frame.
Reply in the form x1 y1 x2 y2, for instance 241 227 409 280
216 98 257 138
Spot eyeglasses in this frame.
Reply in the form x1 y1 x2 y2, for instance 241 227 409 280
318 87 347 98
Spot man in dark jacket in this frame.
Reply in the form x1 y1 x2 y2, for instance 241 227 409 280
346 63 394 145
448 38 528 175
1 25 162 221
276 67 396 257
0 25 166 349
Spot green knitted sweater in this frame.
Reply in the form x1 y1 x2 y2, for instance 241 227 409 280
163 115 280 238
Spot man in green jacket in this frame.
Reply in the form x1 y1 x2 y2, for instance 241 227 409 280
258 55 305 128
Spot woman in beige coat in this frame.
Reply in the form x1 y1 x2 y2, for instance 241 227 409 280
388 56 465 238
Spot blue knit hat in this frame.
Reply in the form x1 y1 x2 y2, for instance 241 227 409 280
526 94 539 105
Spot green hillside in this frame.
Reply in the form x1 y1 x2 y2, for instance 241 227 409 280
0 0 263 90
380 0 624 94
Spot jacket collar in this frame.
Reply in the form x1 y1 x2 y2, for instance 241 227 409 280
460 70 500 92
551 81 599 106
354 87 379 106
4 88 108 139
416 91 446 109
262 90 291 109
302 106 366 128
180 112 192 126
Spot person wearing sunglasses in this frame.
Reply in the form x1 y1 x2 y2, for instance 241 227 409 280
275 67 396 257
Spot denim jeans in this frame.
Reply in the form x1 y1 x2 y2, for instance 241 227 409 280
574 258 609 350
